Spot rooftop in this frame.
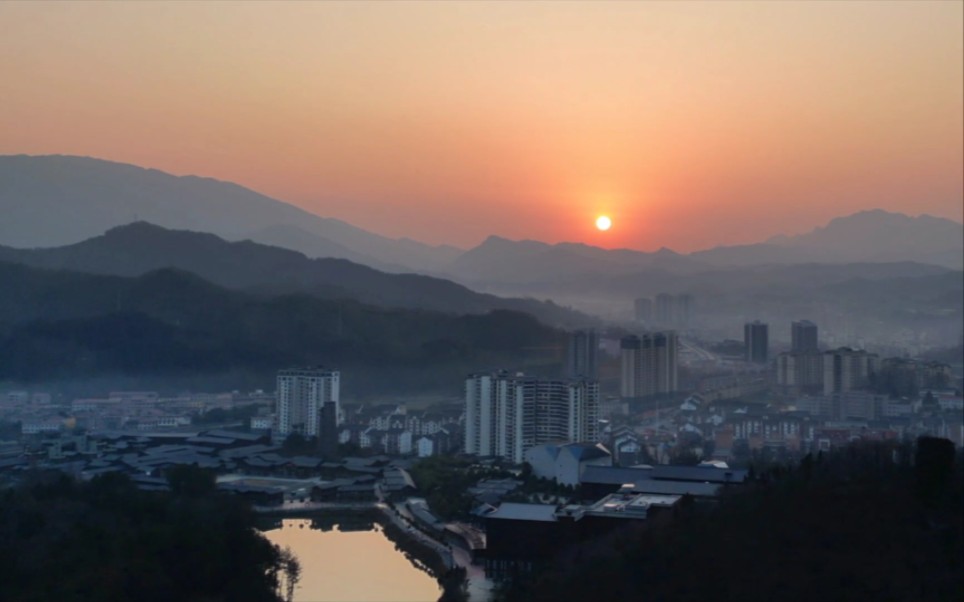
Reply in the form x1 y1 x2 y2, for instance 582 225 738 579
619 480 721 497
488 502 558 523
587 492 682 518
651 465 748 483
580 465 653 485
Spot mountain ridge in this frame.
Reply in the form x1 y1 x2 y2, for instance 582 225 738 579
0 260 567 393
0 221 590 327
0 154 461 272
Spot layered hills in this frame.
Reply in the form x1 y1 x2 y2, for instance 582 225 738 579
2 155 960 279
0 154 459 272
2 154 960 348
0 261 566 394
0 222 586 327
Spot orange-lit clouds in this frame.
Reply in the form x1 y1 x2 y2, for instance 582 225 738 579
0 2 960 251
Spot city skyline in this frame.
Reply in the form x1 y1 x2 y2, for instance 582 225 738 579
1 2 961 251
1 3 961 600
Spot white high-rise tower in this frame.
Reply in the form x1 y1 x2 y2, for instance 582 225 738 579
464 372 599 463
276 367 340 438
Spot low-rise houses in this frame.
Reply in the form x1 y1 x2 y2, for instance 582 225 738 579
525 443 612 487
340 402 462 457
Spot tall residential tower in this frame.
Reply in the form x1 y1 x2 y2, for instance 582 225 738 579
823 348 879 395
567 329 598 379
620 331 679 398
276 367 341 439
791 320 819 353
464 372 599 464
744 321 769 364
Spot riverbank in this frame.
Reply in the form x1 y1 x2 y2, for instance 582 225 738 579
257 505 478 602
261 516 442 602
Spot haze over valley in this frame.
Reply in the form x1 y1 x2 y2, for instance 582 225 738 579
2 155 961 360
1 3 961 602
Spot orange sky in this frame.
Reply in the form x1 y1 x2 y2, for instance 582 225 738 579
1 2 961 251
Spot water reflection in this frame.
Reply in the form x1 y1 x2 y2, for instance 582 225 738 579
261 517 442 602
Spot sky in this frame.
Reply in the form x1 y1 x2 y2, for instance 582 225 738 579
1 1 961 251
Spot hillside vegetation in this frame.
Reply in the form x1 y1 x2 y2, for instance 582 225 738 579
502 437 963 602
0 262 566 394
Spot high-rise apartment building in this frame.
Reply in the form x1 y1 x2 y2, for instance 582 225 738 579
823 348 879 395
317 401 339 458
648 293 694 328
567 329 598 379
620 331 678 398
276 367 340 438
744 321 769 364
634 298 653 324
464 372 599 464
675 294 693 327
791 320 819 353
776 352 824 393
654 293 675 325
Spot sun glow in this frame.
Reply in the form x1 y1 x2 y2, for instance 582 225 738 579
595 215 612 231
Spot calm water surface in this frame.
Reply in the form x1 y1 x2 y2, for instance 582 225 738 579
261 517 442 602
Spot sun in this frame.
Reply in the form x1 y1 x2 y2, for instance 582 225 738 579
595 215 612 231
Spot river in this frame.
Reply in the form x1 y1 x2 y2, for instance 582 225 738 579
261 516 443 602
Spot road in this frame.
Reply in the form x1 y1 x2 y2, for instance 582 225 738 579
376 482 493 601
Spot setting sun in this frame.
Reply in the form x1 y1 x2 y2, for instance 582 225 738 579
595 215 612 231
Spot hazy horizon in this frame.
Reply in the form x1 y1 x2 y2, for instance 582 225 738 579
1 2 962 251
7 152 963 255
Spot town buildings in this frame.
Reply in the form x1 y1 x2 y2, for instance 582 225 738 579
823 348 879 395
655 293 675 325
744 321 769 364
776 351 824 394
524 442 612 486
276 367 340 439
620 332 679 398
634 297 653 324
464 372 600 463
642 293 694 328
566 329 598 379
791 320 819 353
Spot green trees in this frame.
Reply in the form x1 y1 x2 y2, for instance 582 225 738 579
165 464 217 496
0 470 292 602
410 456 476 520
499 437 963 602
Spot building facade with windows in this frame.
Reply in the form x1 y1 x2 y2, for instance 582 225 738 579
791 320 819 353
744 321 769 364
567 329 599 379
823 348 879 395
276 367 340 439
620 332 679 398
464 372 600 464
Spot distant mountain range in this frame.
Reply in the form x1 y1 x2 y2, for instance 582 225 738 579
0 154 460 273
695 210 964 268
0 222 588 327
1 154 960 349
449 210 962 287
1 155 960 281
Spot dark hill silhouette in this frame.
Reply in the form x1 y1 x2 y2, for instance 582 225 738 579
0 222 587 326
243 223 406 272
0 261 567 391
